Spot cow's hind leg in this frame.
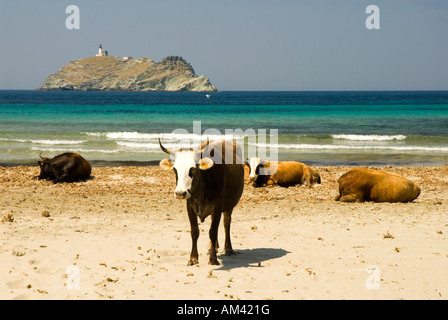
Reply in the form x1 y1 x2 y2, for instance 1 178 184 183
223 210 235 256
208 210 222 265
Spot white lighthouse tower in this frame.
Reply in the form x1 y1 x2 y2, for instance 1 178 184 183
96 44 108 57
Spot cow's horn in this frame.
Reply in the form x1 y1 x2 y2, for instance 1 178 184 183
39 151 44 160
158 138 172 155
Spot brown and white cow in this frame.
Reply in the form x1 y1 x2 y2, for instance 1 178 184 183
246 157 321 188
335 168 421 203
159 139 244 266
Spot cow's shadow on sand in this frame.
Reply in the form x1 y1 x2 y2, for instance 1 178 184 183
216 248 289 270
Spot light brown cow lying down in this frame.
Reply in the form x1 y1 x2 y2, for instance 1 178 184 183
335 168 421 203
247 157 321 188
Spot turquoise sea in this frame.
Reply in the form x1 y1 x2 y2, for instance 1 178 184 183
0 90 447 166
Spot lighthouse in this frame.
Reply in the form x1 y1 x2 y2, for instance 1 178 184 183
96 44 108 57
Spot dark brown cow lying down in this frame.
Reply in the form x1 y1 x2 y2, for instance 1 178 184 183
336 168 420 203
38 152 92 183
247 157 321 188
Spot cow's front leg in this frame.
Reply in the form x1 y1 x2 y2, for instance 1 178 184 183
56 165 74 183
208 210 222 265
54 175 72 183
187 203 199 266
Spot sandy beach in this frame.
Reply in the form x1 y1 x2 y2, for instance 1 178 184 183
1 165 447 300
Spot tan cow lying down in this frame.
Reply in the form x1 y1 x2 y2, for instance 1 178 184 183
336 168 421 203
246 157 321 188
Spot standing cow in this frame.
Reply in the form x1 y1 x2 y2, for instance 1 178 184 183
246 157 321 188
335 168 421 203
159 139 244 266
38 152 91 183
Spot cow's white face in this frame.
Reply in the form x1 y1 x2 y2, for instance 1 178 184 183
160 151 214 200
248 157 264 181
172 151 196 199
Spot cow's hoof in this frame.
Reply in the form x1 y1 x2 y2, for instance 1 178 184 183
224 249 235 256
208 258 220 265
187 258 199 266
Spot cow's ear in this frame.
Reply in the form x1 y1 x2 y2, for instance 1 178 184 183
160 158 174 170
38 161 43 166
244 161 249 168
199 157 214 170
260 160 270 167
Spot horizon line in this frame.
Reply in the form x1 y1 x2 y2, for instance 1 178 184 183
1 89 448 93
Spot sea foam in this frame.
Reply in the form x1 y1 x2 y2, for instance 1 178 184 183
331 134 407 141
257 143 448 152
0 138 86 145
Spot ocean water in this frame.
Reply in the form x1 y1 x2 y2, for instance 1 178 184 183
0 90 447 166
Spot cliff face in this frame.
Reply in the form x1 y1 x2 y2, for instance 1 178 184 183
39 56 217 92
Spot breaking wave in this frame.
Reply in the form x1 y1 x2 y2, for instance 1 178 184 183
331 134 407 141
0 138 86 145
257 143 448 152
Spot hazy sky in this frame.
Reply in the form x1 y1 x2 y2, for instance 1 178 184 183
1 0 447 91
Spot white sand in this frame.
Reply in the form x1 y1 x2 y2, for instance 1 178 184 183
1 166 447 300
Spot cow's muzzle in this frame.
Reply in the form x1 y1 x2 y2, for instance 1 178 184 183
175 190 191 200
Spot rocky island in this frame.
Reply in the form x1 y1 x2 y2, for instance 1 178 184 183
39 52 217 92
